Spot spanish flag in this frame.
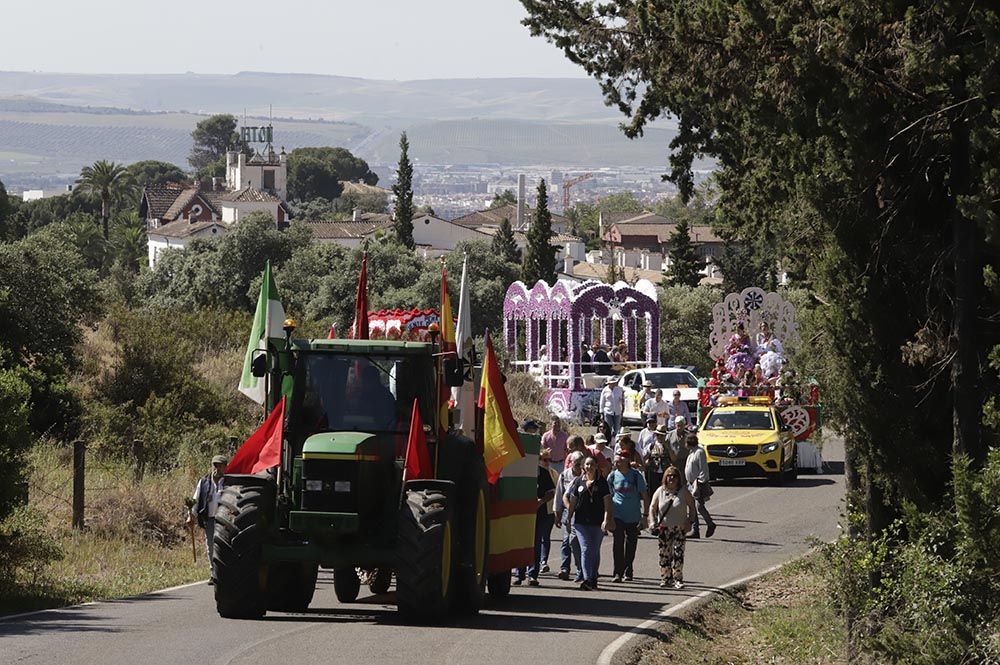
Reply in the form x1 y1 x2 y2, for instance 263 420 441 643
439 265 456 433
478 333 524 483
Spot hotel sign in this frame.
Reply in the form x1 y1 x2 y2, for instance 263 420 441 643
240 125 273 143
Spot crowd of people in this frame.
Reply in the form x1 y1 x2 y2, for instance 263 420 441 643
516 415 717 591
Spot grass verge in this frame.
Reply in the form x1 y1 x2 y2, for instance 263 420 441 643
1 444 208 617
631 553 849 665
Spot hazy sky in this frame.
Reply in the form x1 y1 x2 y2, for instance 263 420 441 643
3 0 585 80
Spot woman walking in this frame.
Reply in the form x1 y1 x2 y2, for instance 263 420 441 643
566 456 614 590
648 467 697 589
608 451 648 582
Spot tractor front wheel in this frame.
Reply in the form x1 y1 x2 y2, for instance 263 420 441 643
396 482 455 622
333 568 361 603
213 479 274 619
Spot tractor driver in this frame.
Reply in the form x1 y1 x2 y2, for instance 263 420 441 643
357 364 397 430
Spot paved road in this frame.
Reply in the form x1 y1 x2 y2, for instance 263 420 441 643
1 438 844 665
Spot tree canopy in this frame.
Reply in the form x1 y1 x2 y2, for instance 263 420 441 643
124 160 188 189
489 189 517 209
665 220 702 288
523 1 1000 657
286 147 377 201
491 216 521 264
189 115 243 172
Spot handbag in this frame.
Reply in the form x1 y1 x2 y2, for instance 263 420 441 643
696 479 714 501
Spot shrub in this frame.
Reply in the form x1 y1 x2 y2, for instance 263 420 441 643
0 506 64 586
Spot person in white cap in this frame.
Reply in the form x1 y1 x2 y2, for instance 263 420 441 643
599 376 625 439
666 416 691 471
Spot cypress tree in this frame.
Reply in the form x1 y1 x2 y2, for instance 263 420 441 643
392 132 414 249
492 216 521 263
665 220 702 287
521 179 557 285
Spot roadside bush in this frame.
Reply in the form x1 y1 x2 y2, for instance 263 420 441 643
658 284 721 375
87 483 186 547
505 372 550 426
0 506 64 586
822 449 1000 664
0 368 32 520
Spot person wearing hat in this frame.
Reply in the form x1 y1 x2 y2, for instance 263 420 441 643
635 415 659 459
187 454 228 583
588 432 613 476
645 425 672 495
639 379 656 412
666 417 691 471
599 376 625 439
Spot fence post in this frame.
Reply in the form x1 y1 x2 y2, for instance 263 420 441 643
72 439 85 530
132 439 145 485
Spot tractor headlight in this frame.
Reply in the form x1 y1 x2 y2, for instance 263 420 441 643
761 442 780 455
305 479 324 492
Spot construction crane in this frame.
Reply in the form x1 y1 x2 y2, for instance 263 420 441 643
561 173 593 211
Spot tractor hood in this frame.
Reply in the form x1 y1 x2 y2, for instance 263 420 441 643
302 431 382 461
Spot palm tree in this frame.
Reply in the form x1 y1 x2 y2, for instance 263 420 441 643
113 225 147 274
78 160 129 241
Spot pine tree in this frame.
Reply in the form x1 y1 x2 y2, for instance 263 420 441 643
665 220 702 287
521 179 557 285
492 216 521 263
392 132 414 249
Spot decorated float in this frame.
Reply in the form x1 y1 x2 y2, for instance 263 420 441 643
503 279 660 422
365 307 441 340
698 287 824 471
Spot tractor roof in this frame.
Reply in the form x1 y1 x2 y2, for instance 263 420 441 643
292 339 435 354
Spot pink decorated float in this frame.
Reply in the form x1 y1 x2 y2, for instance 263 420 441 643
503 279 660 422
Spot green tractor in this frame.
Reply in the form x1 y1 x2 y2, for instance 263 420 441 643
212 331 496 621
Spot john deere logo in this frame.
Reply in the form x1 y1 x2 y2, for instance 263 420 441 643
726 446 738 458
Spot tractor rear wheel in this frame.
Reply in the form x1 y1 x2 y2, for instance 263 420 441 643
368 568 392 595
333 568 361 603
213 478 274 619
396 483 455 622
452 456 490 615
267 561 318 612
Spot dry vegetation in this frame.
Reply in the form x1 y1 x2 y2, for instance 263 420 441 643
632 554 848 665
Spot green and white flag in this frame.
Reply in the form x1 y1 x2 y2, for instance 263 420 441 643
239 261 287 404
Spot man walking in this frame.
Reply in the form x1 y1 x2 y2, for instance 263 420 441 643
667 390 692 427
541 416 569 468
684 433 717 538
666 417 690 471
554 451 585 581
187 454 227 583
600 376 625 439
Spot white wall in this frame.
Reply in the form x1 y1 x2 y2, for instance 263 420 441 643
221 201 280 224
411 215 490 250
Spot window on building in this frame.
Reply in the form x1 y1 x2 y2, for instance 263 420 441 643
262 169 276 192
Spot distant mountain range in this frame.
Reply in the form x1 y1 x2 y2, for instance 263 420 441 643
0 71 697 181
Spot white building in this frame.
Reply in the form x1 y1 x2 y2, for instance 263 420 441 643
306 213 493 255
226 146 287 199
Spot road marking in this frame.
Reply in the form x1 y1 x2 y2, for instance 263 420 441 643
596 559 794 665
0 579 207 623
709 486 767 509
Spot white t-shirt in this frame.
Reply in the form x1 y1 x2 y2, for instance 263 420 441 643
600 385 624 415
636 428 658 458
644 399 670 426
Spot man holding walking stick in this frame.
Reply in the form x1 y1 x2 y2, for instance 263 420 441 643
186 455 227 584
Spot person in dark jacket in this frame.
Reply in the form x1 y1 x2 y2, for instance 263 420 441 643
186 455 227 583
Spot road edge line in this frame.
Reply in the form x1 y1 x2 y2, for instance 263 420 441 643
0 579 206 623
597 554 808 665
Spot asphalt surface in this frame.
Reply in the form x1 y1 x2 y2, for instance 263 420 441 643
1 438 844 665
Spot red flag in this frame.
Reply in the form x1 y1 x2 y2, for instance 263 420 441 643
228 397 285 474
403 398 432 480
327 323 337 339
350 252 369 340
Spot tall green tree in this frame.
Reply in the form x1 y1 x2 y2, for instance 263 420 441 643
78 160 130 242
665 220 702 287
491 216 521 263
189 114 248 177
392 132 414 249
287 146 377 201
521 179 556 285
522 5 1000 654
